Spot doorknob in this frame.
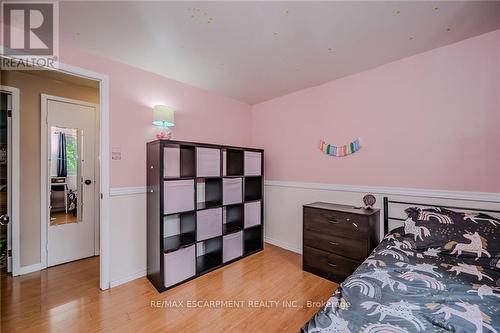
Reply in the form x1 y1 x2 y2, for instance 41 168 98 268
0 214 10 225
84 179 92 185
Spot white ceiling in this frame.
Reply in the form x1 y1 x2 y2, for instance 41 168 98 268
60 1 500 105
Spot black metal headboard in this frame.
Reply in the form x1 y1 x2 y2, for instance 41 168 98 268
383 196 500 235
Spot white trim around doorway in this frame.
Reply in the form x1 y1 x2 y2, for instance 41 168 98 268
42 63 110 290
2 60 110 290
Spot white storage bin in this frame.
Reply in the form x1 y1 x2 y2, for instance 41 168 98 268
197 147 220 177
163 147 180 178
197 208 222 241
163 215 181 238
223 178 242 205
164 245 195 288
223 231 243 263
164 180 194 214
244 151 261 176
244 201 261 228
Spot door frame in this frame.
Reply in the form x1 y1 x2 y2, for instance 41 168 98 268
58 64 110 290
40 63 110 290
2 59 110 290
0 85 20 277
41 94 100 268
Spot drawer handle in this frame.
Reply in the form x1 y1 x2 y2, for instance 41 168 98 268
327 262 337 268
352 222 359 228
328 241 338 246
329 219 339 224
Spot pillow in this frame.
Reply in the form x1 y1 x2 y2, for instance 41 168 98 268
403 207 500 260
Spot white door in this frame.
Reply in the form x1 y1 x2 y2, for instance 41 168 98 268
45 96 97 267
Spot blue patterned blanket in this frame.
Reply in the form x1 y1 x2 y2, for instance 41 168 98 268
302 228 500 333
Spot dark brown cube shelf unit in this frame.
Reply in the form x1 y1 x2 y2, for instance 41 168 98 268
302 202 379 284
147 140 264 292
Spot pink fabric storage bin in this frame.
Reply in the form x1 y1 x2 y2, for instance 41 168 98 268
223 231 243 263
244 201 261 228
197 147 221 177
164 180 194 214
163 146 180 178
164 245 195 288
244 151 261 176
223 178 242 205
197 208 222 241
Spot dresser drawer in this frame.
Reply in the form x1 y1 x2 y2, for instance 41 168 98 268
303 229 369 261
304 207 368 239
303 246 360 283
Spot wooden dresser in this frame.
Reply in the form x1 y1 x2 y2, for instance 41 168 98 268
302 202 380 283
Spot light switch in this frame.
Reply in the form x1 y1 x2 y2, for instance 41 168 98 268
112 147 121 160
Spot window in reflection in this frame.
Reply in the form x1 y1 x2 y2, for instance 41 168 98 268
50 126 81 225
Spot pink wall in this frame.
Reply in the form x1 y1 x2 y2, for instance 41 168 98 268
251 29 500 193
59 47 251 188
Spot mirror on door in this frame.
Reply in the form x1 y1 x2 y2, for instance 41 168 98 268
49 126 82 225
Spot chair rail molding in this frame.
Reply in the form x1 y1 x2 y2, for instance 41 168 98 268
264 180 500 203
110 186 147 197
109 183 500 201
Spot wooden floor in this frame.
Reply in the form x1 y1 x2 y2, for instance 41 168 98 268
50 211 78 225
1 244 337 333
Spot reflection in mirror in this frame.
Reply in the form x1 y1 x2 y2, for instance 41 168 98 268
49 126 81 225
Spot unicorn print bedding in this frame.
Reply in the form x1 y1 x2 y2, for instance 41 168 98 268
403 207 499 256
302 220 500 332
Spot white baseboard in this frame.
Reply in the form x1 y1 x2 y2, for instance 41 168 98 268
110 268 147 288
264 180 500 203
18 263 42 275
265 237 302 254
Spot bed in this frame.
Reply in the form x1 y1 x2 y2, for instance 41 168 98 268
301 198 500 333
